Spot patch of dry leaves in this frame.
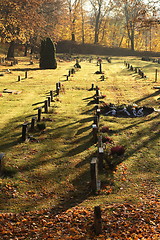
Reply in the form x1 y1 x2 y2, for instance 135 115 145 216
0 195 159 240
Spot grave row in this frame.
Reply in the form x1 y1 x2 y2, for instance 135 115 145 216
141 57 160 64
21 57 81 141
124 61 158 82
124 61 147 78
21 81 63 141
0 57 18 66
90 85 106 195
1 59 81 174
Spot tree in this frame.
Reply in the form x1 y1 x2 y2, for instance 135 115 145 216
89 0 114 44
115 0 149 50
66 0 81 41
0 0 65 46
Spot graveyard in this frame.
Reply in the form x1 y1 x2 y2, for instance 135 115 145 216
0 48 160 239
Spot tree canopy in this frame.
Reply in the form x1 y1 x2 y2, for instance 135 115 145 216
0 0 159 51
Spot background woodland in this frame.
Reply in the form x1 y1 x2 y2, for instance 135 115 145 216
0 0 160 52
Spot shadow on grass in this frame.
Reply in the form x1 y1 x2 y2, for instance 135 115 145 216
32 101 45 106
122 127 159 161
135 90 160 104
66 133 93 157
110 113 159 134
82 105 96 115
0 106 95 213
79 116 93 123
1 85 158 214
11 67 40 71
75 125 91 135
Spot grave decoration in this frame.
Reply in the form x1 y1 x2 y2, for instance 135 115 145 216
28 135 39 143
100 103 154 117
100 126 110 133
37 122 46 131
40 38 57 69
3 89 22 94
110 145 125 156
42 117 53 122
74 58 81 68
106 57 111 63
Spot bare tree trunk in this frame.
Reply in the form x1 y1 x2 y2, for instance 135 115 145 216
7 41 15 59
94 7 101 44
80 0 85 44
130 27 135 50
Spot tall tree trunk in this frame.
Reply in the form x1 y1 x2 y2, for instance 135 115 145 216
94 10 101 44
71 33 76 41
130 26 135 50
81 0 85 44
7 41 15 59
24 42 29 56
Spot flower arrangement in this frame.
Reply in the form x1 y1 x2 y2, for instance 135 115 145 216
101 126 110 133
110 145 125 156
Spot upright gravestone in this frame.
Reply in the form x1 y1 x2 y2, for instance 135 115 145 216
0 153 5 175
38 107 42 122
31 117 36 131
22 123 28 141
50 90 54 102
94 206 102 235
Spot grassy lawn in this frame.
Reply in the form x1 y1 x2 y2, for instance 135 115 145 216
0 53 159 215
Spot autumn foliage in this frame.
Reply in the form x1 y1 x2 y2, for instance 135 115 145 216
0 197 159 239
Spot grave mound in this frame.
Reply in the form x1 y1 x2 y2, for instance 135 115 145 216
101 103 154 118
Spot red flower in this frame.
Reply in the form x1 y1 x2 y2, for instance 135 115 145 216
101 126 109 133
110 146 125 156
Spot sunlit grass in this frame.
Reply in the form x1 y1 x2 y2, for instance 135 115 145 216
0 54 159 212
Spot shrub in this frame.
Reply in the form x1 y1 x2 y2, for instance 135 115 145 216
40 38 57 69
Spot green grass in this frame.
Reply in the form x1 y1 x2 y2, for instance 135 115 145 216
0 54 159 213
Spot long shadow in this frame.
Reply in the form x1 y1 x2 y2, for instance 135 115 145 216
75 125 91 136
83 95 95 100
0 110 95 213
135 90 160 104
110 113 159 134
75 152 95 168
45 168 92 215
0 138 21 152
11 67 40 71
79 116 93 123
104 116 160 170
123 130 159 161
82 105 96 115
32 101 45 106
65 132 93 157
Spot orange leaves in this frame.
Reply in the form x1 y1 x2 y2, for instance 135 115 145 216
0 201 160 239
